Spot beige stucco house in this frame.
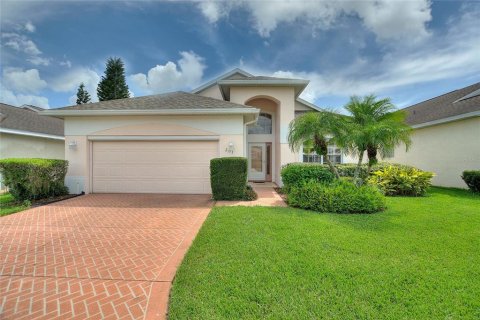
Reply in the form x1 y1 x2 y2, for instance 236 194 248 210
43 69 331 194
387 83 480 188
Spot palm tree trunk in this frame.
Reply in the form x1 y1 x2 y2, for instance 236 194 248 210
323 152 340 180
314 135 340 179
354 150 365 185
367 145 378 174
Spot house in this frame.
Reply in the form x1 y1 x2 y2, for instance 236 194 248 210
0 103 65 160
387 83 480 188
42 68 333 194
0 103 65 189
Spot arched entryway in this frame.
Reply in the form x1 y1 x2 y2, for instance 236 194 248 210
244 97 280 183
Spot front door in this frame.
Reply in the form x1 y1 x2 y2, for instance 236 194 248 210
248 143 266 181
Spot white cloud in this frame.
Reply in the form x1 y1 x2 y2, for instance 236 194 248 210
59 59 72 68
1 33 41 55
197 0 432 41
50 67 101 101
0 84 49 108
246 6 480 103
27 56 51 66
130 51 206 94
25 21 35 32
2 68 47 94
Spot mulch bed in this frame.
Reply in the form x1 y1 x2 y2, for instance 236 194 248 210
31 193 84 207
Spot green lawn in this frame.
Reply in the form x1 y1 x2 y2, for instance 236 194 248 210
0 193 29 216
169 187 480 319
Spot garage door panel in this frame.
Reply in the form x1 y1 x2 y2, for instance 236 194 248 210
92 141 218 194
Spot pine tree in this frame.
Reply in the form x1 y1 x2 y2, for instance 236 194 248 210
76 83 91 104
97 57 130 101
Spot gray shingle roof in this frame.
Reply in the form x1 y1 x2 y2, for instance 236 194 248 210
0 103 64 136
55 91 255 111
403 82 480 125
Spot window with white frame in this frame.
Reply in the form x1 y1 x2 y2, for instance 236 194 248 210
303 143 343 164
248 112 272 134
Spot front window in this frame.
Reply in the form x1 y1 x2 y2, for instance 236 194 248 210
248 113 272 134
303 142 343 164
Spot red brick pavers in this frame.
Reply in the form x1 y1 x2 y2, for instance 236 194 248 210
0 194 213 319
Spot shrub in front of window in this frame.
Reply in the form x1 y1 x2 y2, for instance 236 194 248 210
281 163 334 192
210 157 255 200
0 158 69 201
368 165 434 196
461 170 480 193
287 180 386 214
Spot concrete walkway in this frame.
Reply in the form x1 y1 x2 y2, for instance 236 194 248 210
216 182 287 207
0 194 213 320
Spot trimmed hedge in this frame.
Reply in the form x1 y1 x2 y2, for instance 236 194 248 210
368 165 434 196
210 157 254 200
281 163 334 192
0 158 69 201
462 170 480 193
288 180 386 214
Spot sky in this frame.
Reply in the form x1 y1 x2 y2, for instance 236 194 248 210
1 0 479 111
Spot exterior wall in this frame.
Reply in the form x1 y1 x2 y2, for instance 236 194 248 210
0 133 64 159
229 86 297 185
196 85 223 100
64 114 245 194
294 100 313 111
387 117 480 188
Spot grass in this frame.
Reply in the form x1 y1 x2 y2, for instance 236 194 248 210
0 193 29 216
169 187 480 319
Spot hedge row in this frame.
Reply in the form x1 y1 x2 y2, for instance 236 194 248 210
288 180 386 214
0 158 69 201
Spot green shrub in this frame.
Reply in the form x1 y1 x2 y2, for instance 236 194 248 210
281 163 334 192
0 158 69 201
368 165 434 196
211 157 255 200
462 170 480 193
333 163 416 181
287 180 385 214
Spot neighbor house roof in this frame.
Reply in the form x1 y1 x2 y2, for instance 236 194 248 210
404 82 480 127
0 103 64 139
42 91 259 121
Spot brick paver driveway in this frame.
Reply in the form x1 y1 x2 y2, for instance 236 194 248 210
0 194 213 319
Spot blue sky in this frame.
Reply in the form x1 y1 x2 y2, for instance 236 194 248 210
1 0 479 111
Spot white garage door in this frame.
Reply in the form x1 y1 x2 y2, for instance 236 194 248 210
92 140 218 194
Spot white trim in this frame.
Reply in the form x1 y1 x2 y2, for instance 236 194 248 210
0 128 64 140
411 111 480 129
41 108 260 117
191 68 253 93
218 79 309 86
87 135 220 141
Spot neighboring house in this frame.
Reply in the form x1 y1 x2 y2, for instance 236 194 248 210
0 103 65 188
0 103 65 159
387 83 480 188
43 68 334 194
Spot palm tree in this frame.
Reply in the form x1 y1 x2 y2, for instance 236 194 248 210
344 95 412 181
288 111 345 179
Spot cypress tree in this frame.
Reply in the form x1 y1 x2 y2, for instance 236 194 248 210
75 82 91 104
97 57 130 101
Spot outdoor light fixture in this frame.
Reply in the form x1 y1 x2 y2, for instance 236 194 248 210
225 142 235 154
68 140 78 150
